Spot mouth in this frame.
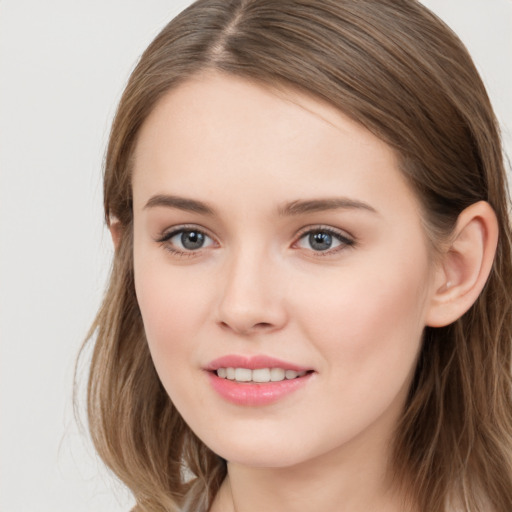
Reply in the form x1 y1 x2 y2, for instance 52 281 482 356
205 355 315 405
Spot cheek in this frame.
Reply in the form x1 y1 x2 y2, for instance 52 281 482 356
293 250 431 383
133 251 209 364
133 261 212 414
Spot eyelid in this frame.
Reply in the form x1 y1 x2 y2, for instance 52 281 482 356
156 223 214 241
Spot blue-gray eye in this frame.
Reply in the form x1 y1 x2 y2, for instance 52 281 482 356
297 229 352 252
168 229 214 250
309 232 334 251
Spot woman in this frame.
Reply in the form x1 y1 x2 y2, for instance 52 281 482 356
81 0 512 510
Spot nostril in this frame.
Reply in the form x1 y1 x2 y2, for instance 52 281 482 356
255 322 272 329
218 320 274 335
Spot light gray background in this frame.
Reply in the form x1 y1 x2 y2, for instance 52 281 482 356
0 1 510 511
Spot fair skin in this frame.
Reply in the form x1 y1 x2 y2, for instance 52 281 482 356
125 72 498 512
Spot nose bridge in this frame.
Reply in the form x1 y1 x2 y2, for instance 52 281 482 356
216 241 287 335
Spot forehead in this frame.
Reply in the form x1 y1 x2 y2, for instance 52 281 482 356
133 71 392 165
131 71 419 220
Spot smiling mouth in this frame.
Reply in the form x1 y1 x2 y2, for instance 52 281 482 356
207 362 315 405
214 367 313 383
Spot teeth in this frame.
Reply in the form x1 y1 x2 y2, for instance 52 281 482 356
270 368 285 381
285 370 298 379
234 368 252 382
216 367 307 383
253 368 270 382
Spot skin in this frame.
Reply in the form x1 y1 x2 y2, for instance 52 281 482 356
129 71 496 512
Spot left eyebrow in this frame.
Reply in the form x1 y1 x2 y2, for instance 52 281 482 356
278 198 378 216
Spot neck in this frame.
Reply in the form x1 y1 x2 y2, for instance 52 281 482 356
210 424 415 512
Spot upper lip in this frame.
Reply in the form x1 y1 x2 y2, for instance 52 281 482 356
206 355 312 372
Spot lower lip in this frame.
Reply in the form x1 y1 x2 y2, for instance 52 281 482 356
207 371 313 406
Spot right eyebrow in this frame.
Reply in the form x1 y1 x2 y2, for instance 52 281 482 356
143 194 215 215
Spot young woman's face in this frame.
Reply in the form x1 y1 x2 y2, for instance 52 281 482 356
132 72 438 469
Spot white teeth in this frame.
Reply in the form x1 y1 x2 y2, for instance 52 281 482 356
270 367 285 381
216 367 307 382
285 370 299 379
234 368 252 382
252 368 271 382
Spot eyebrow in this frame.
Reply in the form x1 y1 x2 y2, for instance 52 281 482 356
277 198 378 216
144 194 377 216
144 195 215 215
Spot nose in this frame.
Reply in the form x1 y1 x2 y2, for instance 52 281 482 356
215 247 288 336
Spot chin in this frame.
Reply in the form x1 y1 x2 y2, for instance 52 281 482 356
197 428 319 469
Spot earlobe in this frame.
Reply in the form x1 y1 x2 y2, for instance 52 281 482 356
426 201 498 328
108 216 124 250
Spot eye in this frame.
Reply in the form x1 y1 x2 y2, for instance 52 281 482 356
295 227 354 253
157 227 215 254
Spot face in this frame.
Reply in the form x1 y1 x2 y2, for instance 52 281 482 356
131 72 438 469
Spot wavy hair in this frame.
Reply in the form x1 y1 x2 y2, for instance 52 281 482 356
78 1 512 510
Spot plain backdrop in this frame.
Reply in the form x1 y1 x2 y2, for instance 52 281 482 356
0 1 510 511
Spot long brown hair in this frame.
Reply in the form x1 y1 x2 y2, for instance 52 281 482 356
79 1 512 510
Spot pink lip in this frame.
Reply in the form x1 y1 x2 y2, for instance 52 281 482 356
204 354 314 406
206 354 310 372
206 372 313 406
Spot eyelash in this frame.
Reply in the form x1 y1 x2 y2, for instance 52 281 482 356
156 225 355 258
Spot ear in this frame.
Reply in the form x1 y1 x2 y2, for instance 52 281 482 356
108 215 123 250
426 201 498 327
